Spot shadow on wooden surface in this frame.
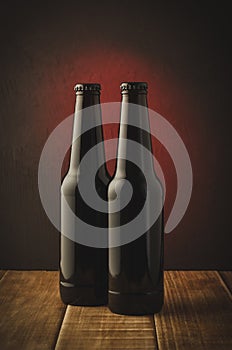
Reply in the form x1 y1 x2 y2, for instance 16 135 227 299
0 271 231 350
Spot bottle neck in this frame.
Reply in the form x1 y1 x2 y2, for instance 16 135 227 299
116 92 154 177
69 92 105 174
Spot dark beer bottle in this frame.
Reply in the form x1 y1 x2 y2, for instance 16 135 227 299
60 83 110 305
108 82 164 315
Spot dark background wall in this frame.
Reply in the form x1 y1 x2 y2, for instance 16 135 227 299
0 1 231 270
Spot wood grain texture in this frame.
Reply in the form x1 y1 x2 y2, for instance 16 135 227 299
0 271 231 350
55 306 157 350
154 271 232 350
0 271 66 350
0 270 7 280
219 271 232 294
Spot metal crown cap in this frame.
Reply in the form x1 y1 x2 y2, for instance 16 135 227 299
120 82 148 92
74 83 101 92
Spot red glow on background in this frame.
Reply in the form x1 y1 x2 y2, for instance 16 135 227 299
38 43 183 223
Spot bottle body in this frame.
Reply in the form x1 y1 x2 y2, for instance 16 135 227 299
60 84 110 305
108 82 164 315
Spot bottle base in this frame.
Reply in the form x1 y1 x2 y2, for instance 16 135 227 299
60 282 107 306
108 290 163 315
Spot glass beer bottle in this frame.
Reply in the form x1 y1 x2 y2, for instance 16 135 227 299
108 82 164 315
60 83 110 305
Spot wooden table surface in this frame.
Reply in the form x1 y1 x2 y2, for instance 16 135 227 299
0 271 231 350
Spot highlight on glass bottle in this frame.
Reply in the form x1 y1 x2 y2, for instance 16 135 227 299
108 82 164 315
38 77 192 314
59 81 164 315
60 83 110 306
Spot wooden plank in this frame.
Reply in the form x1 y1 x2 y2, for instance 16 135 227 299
219 271 232 294
55 306 157 350
154 271 232 350
0 270 7 280
0 271 66 350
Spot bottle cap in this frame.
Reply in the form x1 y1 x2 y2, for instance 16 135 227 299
74 83 101 93
120 82 148 92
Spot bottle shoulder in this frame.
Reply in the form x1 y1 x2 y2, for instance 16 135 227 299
108 172 163 197
61 173 77 195
61 168 110 196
